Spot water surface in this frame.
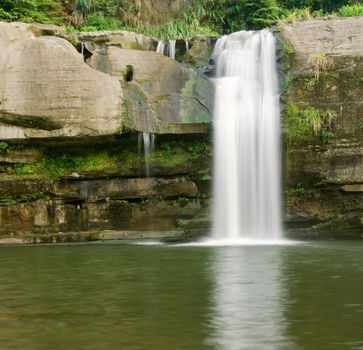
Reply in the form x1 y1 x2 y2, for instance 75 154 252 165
1 241 363 350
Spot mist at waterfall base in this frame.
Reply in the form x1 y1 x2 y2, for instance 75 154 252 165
202 29 286 246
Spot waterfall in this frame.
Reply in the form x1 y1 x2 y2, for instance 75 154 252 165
212 30 282 241
156 39 176 60
168 40 176 60
185 40 189 53
140 132 155 177
156 40 165 55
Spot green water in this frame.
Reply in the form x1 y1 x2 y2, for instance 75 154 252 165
1 241 363 350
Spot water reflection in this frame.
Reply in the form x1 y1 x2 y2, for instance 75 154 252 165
207 247 292 350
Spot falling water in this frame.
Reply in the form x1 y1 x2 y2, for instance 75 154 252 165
156 39 177 60
142 132 155 177
168 40 176 60
156 40 165 55
212 30 282 241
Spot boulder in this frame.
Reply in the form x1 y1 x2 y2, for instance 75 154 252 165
185 36 215 67
0 22 122 141
87 46 213 133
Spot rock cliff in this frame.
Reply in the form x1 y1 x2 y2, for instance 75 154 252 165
281 17 363 238
0 21 213 243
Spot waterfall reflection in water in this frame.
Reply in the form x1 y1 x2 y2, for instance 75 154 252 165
206 247 292 350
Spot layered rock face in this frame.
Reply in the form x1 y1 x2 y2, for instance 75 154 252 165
281 17 363 238
0 137 212 243
0 22 213 243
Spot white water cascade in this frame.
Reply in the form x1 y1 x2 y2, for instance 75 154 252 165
212 30 282 241
156 40 165 55
138 132 155 177
168 40 176 60
156 39 176 60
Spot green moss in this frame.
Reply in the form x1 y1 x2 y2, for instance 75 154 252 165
121 149 140 168
175 197 190 207
0 191 49 205
150 152 189 168
13 152 118 179
201 174 212 181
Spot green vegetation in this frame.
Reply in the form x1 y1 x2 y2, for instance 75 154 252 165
79 14 124 31
308 51 335 81
285 101 335 142
1 0 361 38
278 7 322 24
175 197 190 207
287 187 305 196
0 142 9 153
157 139 211 159
338 3 363 16
0 192 49 205
283 41 295 56
278 0 356 13
13 152 118 179
7 139 211 180
0 0 62 24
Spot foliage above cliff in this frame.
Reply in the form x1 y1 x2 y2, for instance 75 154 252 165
0 0 63 24
0 0 362 37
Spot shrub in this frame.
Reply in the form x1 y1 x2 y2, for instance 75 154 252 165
0 0 62 24
338 4 363 16
80 14 123 31
288 187 305 196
